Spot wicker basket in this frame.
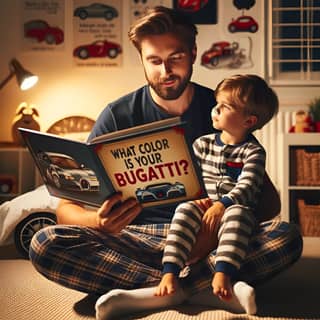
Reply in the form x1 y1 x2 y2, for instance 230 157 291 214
294 149 320 186
297 199 320 236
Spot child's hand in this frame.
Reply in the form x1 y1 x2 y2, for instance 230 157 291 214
202 201 225 232
187 199 223 265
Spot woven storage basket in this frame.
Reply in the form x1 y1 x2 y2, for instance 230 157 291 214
295 149 320 186
297 199 320 236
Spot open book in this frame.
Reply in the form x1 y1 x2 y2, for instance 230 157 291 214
19 117 207 208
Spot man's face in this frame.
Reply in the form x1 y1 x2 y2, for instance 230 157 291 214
139 33 196 100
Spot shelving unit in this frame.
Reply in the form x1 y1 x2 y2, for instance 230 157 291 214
0 144 36 204
281 133 320 236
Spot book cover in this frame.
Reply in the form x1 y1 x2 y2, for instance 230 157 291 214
19 117 207 208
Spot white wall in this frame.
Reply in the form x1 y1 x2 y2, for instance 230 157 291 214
1 0 319 142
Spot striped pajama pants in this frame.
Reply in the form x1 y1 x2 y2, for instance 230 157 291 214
29 219 302 296
163 202 257 273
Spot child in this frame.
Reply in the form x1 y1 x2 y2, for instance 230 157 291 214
155 74 279 311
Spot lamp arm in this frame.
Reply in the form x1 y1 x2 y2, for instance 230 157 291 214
0 71 15 90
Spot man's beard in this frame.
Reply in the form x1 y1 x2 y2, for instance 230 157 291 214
145 67 192 100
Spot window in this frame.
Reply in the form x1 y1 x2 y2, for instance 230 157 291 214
269 0 320 84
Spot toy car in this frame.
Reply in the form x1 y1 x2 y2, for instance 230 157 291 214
0 185 60 258
37 152 100 192
228 16 259 33
73 40 122 59
14 211 57 259
24 20 64 45
201 41 239 66
136 182 186 203
74 3 118 20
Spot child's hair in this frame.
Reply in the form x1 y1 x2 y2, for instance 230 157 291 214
128 6 197 53
215 74 279 131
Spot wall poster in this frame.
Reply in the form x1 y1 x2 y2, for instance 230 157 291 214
22 0 65 51
129 0 169 24
73 0 122 67
173 0 217 25
199 0 264 73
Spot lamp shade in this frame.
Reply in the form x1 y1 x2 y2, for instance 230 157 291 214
0 58 38 91
10 58 38 90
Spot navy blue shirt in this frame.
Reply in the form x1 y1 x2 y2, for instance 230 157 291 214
89 83 216 224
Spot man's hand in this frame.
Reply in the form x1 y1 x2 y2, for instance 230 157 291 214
187 199 223 265
97 193 142 233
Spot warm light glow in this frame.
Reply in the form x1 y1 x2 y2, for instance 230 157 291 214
20 75 38 90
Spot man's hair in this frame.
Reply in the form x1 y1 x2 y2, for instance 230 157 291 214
128 6 198 52
215 74 279 131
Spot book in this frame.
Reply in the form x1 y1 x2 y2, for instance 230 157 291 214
19 117 207 208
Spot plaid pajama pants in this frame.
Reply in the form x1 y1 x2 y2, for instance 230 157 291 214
29 219 302 296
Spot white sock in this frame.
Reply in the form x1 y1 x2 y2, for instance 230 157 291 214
188 281 257 315
95 286 187 320
233 281 257 315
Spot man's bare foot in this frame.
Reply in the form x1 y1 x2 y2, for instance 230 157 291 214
212 272 233 301
155 273 179 297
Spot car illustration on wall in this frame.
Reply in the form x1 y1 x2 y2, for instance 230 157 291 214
24 20 64 45
228 16 259 33
135 182 186 203
201 41 239 67
73 40 122 59
74 3 118 20
177 0 209 12
37 151 100 192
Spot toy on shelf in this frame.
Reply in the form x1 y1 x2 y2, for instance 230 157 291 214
11 102 40 146
0 174 17 194
289 110 314 133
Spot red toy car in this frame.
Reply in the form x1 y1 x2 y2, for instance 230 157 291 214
177 0 208 12
201 41 238 66
73 40 122 59
228 16 259 33
24 20 64 45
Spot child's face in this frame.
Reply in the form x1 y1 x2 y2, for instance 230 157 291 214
212 91 249 134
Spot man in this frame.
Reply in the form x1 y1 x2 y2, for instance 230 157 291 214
29 6 302 320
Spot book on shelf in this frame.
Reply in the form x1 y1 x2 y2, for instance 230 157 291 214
19 117 207 208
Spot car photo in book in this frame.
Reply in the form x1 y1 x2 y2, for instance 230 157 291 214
20 117 207 208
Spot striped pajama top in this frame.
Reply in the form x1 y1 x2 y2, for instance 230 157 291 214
193 132 266 209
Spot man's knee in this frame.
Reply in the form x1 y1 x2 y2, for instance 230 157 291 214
29 225 57 270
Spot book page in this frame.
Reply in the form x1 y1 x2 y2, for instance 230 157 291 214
93 124 205 208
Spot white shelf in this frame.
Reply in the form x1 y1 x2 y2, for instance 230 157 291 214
289 186 320 190
280 133 320 232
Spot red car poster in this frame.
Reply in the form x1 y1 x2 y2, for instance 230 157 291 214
173 0 217 24
22 0 65 51
73 0 122 67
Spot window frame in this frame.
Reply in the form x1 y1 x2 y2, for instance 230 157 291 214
268 0 320 86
